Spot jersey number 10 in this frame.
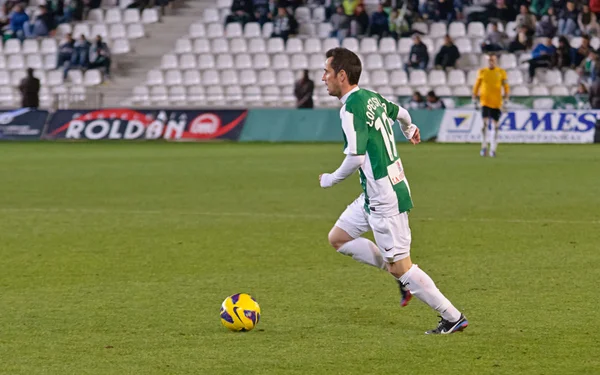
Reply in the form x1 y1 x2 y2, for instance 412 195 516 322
373 112 398 162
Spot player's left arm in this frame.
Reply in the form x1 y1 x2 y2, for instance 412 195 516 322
319 108 367 188
384 99 420 145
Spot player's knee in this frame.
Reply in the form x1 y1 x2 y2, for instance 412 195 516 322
387 256 413 278
328 229 348 251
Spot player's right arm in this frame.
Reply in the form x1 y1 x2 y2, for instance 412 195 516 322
472 69 482 101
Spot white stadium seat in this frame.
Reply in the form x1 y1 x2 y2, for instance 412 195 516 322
322 38 339 51
258 70 276 86
229 38 248 53
341 37 359 52
272 54 290 70
190 23 206 38
165 70 183 85
234 54 252 69
409 70 427 86
127 23 145 39
112 39 131 55
5 39 21 54
371 70 389 86
83 69 102 86
207 23 225 39
248 38 266 53
123 9 140 23
531 86 550 96
360 37 378 53
365 54 383 69
198 54 217 70
202 69 220 85
286 38 304 54
211 38 229 54
511 86 530 96
467 22 485 38
41 39 57 54
220 69 238 85
147 69 164 85
203 9 220 23
428 70 447 86
169 86 187 103
110 23 127 39
194 39 211 54
253 53 271 69
447 70 466 86
225 23 243 38
449 22 466 38
429 22 447 38
291 54 308 70
142 7 159 24
267 38 285 54
389 70 408 86
244 23 261 38
379 37 397 53
304 38 322 54
22 40 39 54
105 8 122 23
239 69 258 86
183 70 201 85
88 8 104 23
216 54 234 69
384 54 402 70
551 86 569 96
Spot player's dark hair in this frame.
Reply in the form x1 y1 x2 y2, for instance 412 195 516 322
325 48 362 85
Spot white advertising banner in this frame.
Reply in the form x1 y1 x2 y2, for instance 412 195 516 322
437 109 599 144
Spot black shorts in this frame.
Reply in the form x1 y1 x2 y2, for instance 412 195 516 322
482 106 501 121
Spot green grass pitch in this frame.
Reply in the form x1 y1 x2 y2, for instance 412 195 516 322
0 142 599 374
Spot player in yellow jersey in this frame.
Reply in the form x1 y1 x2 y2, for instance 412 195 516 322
472 54 510 157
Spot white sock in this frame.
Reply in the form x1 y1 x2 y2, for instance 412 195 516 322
490 126 499 153
338 238 386 270
481 122 488 149
399 265 461 322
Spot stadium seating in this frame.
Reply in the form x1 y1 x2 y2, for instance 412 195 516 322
0 2 160 108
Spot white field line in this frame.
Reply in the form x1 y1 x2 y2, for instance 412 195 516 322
0 207 599 225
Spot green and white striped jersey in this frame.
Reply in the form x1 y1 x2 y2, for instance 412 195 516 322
339 86 413 215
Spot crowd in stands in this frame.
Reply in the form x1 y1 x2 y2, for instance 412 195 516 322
56 32 112 78
225 0 600 104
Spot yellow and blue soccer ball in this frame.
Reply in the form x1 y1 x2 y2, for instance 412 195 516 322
220 293 261 332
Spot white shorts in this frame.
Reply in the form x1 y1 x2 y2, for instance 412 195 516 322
334 194 412 263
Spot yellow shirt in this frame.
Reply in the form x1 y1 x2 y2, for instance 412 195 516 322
473 67 510 109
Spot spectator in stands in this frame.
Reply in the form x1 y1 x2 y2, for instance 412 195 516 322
408 91 426 109
516 5 536 35
343 0 359 17
588 79 600 109
578 4 599 36
330 5 349 40
592 0 600 17
88 35 111 78
529 0 552 17
253 0 271 26
435 35 460 69
574 34 592 67
527 37 556 82
56 33 75 70
555 36 572 69
426 90 445 109
558 1 579 36
489 0 516 24
508 26 533 52
271 7 297 42
406 35 429 71
294 69 314 109
226 0 253 25
350 4 369 37
388 7 410 39
19 68 40 109
436 0 456 23
369 3 389 38
580 50 599 83
9 4 29 40
535 10 557 37
23 5 54 38
482 22 507 52
72 34 90 68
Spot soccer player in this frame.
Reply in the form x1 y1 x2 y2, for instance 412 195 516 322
319 47 468 335
472 54 510 157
